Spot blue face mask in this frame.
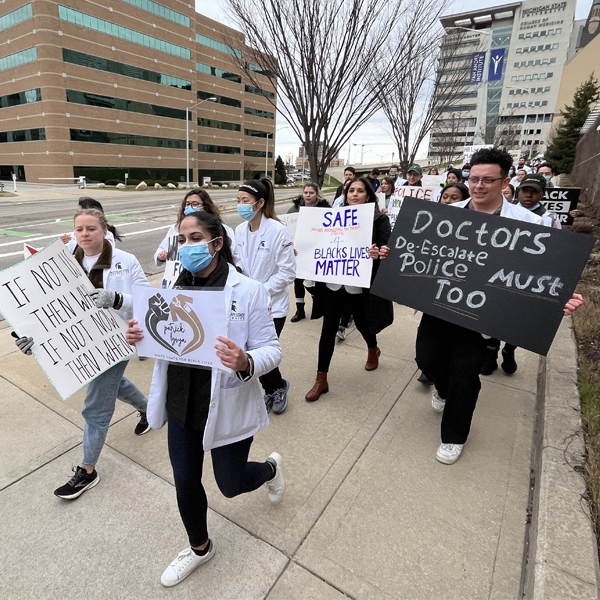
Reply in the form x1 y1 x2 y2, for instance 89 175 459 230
178 238 218 273
462 171 469 178
237 201 258 221
543 175 551 182
184 206 201 215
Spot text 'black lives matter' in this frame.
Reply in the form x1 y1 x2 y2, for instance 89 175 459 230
371 197 595 355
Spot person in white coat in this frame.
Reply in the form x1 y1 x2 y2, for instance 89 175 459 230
13 209 150 500
154 190 238 287
126 210 285 588
235 178 296 414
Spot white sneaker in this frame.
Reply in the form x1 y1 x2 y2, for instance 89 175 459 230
431 389 446 413
160 542 216 588
436 443 464 465
265 452 285 504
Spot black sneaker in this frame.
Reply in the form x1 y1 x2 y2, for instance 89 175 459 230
54 466 100 500
134 411 151 436
417 372 434 385
501 348 518 375
480 358 498 376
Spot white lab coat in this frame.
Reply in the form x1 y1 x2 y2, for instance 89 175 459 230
451 197 545 225
146 264 282 449
101 247 150 322
235 215 296 318
67 230 115 254
154 223 238 266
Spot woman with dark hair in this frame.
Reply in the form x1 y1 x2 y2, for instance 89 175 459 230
439 183 470 204
61 197 122 252
305 177 393 402
429 167 439 175
332 177 353 208
288 183 330 323
154 189 237 270
379 176 396 214
235 178 296 414
502 183 516 203
126 210 284 588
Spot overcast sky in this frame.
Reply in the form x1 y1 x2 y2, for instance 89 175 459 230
196 0 593 167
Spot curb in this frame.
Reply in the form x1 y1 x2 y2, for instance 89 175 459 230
523 317 600 599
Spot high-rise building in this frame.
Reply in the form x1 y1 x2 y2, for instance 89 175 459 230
428 1 576 163
0 1 276 183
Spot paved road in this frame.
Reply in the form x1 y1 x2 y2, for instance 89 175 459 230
0 187 300 275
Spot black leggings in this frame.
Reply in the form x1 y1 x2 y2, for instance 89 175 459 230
167 414 273 547
294 279 305 303
259 316 286 395
317 287 376 373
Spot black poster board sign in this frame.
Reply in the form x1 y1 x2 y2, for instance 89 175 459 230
540 187 580 226
371 197 595 355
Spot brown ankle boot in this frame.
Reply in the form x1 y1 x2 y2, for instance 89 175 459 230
305 372 329 402
365 347 381 371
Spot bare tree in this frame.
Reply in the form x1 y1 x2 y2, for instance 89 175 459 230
428 113 471 166
223 0 443 187
492 109 522 151
380 26 483 175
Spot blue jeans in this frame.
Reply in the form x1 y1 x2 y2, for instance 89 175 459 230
81 360 147 466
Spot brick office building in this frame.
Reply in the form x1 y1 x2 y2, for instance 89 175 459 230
0 1 276 183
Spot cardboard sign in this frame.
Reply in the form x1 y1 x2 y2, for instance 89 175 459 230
160 230 181 289
0 240 135 400
371 197 595 356
133 286 227 369
388 186 435 228
278 213 299 240
294 204 375 287
540 187 580 226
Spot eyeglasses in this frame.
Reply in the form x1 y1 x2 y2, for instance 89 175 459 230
185 201 204 208
467 176 504 187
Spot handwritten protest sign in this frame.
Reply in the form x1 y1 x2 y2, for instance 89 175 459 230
371 197 595 355
0 240 135 399
421 174 444 188
160 229 182 289
294 204 375 287
278 213 299 240
540 187 580 226
388 187 435 228
133 286 227 369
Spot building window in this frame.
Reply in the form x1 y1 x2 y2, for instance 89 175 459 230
70 129 189 148
552 43 559 49
198 144 241 154
244 106 275 119
0 128 46 143
62 49 191 90
0 4 32 32
198 118 241 132
244 84 275 100
0 88 41 109
197 169 240 181
196 62 242 84
119 0 190 27
66 90 187 120
197 90 242 109
542 100 548 106
247 63 275 79
244 149 273 158
0 47 37 72
58 6 190 59
196 34 241 59
244 129 271 138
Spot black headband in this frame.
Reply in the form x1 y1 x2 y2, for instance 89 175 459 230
240 180 268 200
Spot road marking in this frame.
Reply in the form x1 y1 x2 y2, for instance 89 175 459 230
106 215 138 221
0 229 39 237
0 250 26 258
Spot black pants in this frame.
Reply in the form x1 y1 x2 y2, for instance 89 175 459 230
340 303 353 328
486 338 517 356
294 279 305 303
415 314 486 444
317 287 376 373
167 414 273 547
259 316 286 395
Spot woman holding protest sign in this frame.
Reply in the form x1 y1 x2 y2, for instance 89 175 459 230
305 177 393 402
154 190 238 273
235 178 296 415
288 183 331 323
126 210 285 588
14 208 150 500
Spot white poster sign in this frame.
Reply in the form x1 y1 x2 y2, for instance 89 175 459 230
375 192 387 211
463 144 493 164
388 186 435 228
132 286 228 370
294 204 375 288
421 174 444 188
0 240 135 400
278 213 299 240
161 260 183 289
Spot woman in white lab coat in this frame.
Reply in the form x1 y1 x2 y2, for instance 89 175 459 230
235 178 296 415
127 210 284 588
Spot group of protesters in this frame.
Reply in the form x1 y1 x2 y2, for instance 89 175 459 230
11 146 583 588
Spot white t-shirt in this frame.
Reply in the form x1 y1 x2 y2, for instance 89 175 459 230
82 253 101 273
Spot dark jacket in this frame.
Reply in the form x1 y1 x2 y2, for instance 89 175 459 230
310 209 394 335
288 196 331 213
335 184 344 198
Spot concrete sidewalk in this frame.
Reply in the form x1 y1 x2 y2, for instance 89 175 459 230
0 288 542 599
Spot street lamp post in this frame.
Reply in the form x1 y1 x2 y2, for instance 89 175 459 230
186 96 217 188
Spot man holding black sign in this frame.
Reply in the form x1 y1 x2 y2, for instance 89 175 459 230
373 148 583 465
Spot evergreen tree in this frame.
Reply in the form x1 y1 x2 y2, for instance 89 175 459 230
546 74 599 174
275 155 287 184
